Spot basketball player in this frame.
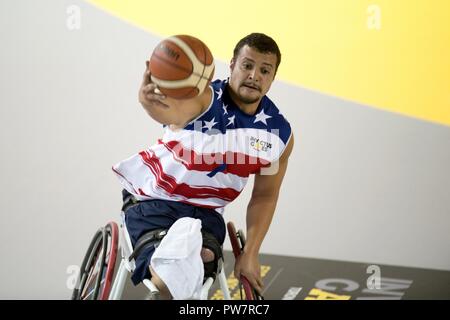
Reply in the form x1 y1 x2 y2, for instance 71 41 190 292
113 33 294 299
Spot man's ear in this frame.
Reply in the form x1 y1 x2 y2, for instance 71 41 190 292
230 58 235 71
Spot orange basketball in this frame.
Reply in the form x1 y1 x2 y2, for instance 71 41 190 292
149 35 215 99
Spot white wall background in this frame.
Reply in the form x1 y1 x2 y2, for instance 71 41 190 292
0 0 448 298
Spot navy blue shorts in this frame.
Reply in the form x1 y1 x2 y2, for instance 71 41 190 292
121 190 226 286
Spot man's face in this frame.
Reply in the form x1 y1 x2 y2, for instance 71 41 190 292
229 45 277 105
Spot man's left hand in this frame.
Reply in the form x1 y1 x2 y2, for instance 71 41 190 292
233 250 264 295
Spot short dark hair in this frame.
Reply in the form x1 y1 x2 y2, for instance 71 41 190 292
233 33 281 73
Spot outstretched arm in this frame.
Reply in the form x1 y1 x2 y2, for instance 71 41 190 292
139 61 169 124
138 61 211 127
138 61 177 125
234 135 294 294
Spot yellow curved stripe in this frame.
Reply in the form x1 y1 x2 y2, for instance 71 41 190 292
87 0 450 126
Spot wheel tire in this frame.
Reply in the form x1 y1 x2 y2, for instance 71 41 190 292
72 221 119 300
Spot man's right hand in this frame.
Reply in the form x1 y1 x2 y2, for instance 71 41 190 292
138 61 170 110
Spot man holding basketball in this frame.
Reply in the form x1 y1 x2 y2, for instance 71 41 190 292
113 33 294 299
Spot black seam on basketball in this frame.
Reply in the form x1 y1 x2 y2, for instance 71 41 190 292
152 52 211 81
198 44 212 81
194 42 208 88
152 40 211 99
180 42 208 100
152 53 192 76
178 42 209 99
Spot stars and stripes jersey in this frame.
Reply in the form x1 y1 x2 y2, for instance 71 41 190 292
112 79 292 214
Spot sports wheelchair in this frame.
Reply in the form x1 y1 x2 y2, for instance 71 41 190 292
71 212 263 300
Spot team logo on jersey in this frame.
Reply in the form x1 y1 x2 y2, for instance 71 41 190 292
250 136 272 152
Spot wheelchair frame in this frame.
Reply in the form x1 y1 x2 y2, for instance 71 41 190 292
72 212 260 300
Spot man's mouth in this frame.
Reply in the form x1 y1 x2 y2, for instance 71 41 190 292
241 83 261 91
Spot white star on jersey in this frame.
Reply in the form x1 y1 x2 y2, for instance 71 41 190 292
215 88 223 100
227 115 235 127
222 103 228 115
203 117 218 131
253 109 272 125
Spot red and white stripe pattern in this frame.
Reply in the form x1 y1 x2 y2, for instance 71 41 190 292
113 80 292 213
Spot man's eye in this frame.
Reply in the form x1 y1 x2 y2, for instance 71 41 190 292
243 63 252 69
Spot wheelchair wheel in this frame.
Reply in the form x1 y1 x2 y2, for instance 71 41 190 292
226 222 264 300
72 221 118 300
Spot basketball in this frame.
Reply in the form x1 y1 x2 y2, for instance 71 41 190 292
149 35 215 99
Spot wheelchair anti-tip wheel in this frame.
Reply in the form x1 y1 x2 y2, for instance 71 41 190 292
72 221 118 300
227 222 264 300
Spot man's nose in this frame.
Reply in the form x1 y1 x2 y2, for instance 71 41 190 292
248 69 259 82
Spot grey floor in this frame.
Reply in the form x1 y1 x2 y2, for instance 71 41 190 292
119 251 450 300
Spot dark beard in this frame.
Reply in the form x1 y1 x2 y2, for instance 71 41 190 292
238 86 260 104
237 94 260 104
